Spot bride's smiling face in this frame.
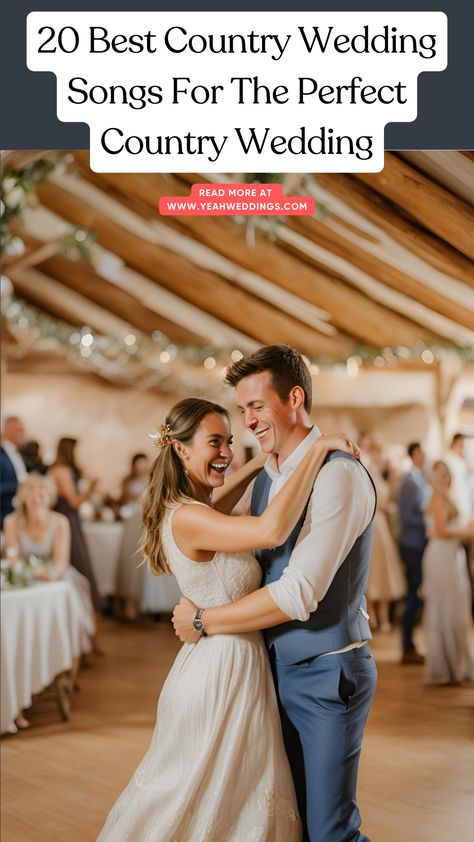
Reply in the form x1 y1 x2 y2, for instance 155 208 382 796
176 412 234 490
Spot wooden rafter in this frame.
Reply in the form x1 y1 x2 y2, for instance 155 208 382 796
397 151 474 207
353 153 474 261
11 225 207 347
289 214 474 331
312 173 474 288
36 179 349 358
70 159 439 348
7 267 141 339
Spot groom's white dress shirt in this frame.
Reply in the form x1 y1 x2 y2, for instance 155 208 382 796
264 426 376 655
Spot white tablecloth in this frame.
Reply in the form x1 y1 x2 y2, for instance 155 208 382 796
140 567 182 613
82 521 124 597
1 582 80 734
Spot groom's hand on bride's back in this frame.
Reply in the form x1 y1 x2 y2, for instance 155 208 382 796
172 596 201 643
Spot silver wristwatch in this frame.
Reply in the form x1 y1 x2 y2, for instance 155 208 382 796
192 607 207 637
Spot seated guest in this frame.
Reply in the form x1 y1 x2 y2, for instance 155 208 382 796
3 474 96 725
119 453 150 505
1 416 27 528
20 440 48 475
49 438 103 613
422 461 474 684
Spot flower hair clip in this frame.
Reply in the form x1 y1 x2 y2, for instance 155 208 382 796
149 424 172 450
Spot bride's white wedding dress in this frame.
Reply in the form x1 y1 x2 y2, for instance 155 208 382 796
97 505 301 842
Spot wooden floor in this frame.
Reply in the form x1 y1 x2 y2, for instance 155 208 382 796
2 619 473 842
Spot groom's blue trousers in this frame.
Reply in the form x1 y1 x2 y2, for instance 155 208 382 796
270 644 377 842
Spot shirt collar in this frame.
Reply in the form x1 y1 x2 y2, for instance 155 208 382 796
265 425 321 481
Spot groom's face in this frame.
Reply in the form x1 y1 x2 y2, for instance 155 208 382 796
236 371 296 457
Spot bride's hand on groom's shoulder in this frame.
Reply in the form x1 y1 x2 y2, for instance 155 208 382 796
172 596 201 644
317 433 360 460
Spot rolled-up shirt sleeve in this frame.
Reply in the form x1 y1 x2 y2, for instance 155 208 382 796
266 459 375 621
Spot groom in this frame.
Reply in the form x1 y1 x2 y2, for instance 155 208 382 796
173 344 377 842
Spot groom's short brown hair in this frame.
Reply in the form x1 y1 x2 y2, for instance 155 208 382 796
225 344 313 412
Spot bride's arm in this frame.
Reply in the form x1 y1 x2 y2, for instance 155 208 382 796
172 434 358 556
212 453 267 514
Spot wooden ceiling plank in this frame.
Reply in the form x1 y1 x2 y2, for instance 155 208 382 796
70 158 438 348
8 268 140 338
397 151 474 207
353 153 474 261
289 215 474 331
273 224 474 347
11 225 206 347
312 173 474 288
18 204 257 351
36 179 350 358
60 166 335 338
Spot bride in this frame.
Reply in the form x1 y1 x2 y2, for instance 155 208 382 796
97 397 358 842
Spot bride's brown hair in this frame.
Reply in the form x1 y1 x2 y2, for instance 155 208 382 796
142 398 229 575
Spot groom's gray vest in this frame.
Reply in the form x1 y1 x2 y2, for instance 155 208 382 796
251 450 376 665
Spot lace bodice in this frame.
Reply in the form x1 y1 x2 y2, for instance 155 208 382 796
162 506 262 607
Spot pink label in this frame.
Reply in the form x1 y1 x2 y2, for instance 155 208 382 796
159 183 315 216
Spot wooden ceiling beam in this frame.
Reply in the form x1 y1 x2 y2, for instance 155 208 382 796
289 215 474 331
11 225 206 347
312 173 474 288
396 152 474 207
71 158 436 349
36 179 349 358
7 267 144 339
353 153 474 261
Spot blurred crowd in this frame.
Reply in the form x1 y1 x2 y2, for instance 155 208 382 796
1 415 473 695
359 431 474 683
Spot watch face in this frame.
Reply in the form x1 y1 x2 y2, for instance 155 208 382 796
193 619 203 632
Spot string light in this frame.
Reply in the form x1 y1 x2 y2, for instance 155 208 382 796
4 296 472 396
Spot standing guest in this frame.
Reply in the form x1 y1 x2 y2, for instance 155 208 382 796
0 416 27 527
444 434 472 522
49 438 103 613
20 440 48 475
422 461 474 684
398 442 431 664
119 453 149 505
365 443 405 632
116 453 150 621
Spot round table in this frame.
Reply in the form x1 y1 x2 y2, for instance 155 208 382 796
1 582 80 734
82 521 124 598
